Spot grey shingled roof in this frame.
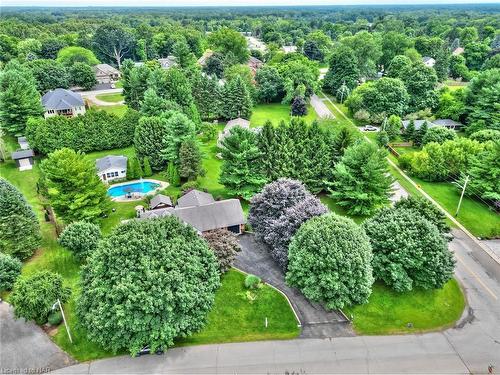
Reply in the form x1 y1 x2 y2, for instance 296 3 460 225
158 56 177 69
41 88 84 111
139 199 246 232
18 137 29 150
150 194 173 209
177 189 215 208
432 119 464 128
95 155 127 173
93 63 120 75
402 120 434 130
11 149 34 160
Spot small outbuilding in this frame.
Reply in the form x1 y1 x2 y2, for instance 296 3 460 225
149 194 173 210
95 155 127 182
422 56 436 68
93 64 121 84
11 149 34 171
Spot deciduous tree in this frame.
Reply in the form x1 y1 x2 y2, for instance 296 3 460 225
59 221 102 261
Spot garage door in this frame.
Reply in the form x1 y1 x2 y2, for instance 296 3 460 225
18 158 33 171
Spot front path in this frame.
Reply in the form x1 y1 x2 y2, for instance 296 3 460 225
235 234 353 338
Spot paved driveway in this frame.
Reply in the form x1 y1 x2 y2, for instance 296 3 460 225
310 94 334 119
235 234 353 338
0 303 75 372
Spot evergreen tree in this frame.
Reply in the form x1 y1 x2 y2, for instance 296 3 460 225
257 121 277 179
329 142 393 215
414 121 429 146
219 126 266 200
291 96 307 116
40 148 111 223
0 178 41 260
376 130 390 147
332 126 357 162
142 157 153 177
166 161 180 187
134 115 170 171
179 138 205 181
140 88 181 116
402 119 416 142
434 46 450 82
0 62 43 135
162 112 197 164
191 73 221 121
221 76 252 120
466 141 500 204
122 62 150 110
131 157 143 178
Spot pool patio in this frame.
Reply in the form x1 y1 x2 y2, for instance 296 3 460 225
108 179 169 202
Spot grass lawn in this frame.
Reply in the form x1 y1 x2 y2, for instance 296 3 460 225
177 269 300 346
344 279 465 335
92 104 128 117
319 194 368 225
95 93 124 103
250 103 317 127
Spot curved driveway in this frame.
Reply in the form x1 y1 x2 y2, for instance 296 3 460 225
56 229 500 374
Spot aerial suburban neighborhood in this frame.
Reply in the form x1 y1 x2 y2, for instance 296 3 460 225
0 2 499 374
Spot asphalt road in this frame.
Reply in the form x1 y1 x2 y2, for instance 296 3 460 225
55 229 500 374
0 303 75 372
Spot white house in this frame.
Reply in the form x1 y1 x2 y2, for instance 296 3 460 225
422 56 436 68
95 155 127 182
42 89 86 118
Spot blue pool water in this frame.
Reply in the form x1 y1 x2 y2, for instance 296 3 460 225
108 181 160 198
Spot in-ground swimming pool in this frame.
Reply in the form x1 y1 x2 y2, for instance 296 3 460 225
107 180 161 198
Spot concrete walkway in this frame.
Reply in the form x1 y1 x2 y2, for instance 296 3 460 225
235 234 354 338
0 303 75 372
310 94 334 119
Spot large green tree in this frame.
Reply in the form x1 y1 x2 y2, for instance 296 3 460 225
363 207 455 292
56 46 99 66
220 126 266 200
27 59 69 93
323 45 360 96
69 62 97 91
134 115 170 171
0 178 41 260
221 75 253 120
58 221 102 261
0 62 43 135
162 112 197 164
208 27 249 65
286 213 374 309
403 63 438 112
341 31 382 78
40 148 111 223
78 217 220 355
178 138 205 181
466 141 500 204
92 23 134 68
329 142 392 215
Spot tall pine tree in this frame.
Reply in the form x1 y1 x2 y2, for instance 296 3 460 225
179 138 205 181
222 76 252 120
220 126 266 200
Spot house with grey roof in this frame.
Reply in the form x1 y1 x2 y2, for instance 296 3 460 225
217 118 251 148
138 190 246 235
93 63 120 84
11 149 34 171
150 194 173 210
158 56 177 70
95 155 127 182
41 88 86 118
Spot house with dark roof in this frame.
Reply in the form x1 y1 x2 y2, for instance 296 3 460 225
93 64 120 84
138 190 246 235
149 194 173 210
11 149 34 171
41 88 86 118
95 155 127 182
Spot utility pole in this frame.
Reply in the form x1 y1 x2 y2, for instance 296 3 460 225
455 175 469 217
53 299 73 343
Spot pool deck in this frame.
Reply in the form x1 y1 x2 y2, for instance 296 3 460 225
108 179 169 202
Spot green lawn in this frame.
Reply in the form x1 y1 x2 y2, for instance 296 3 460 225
250 103 317 127
319 194 368 224
95 93 124 103
177 269 300 346
344 279 465 335
93 104 128 117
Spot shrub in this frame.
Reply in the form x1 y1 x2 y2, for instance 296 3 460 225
244 274 261 289
180 179 200 194
354 109 371 122
286 213 374 309
47 310 63 326
363 207 455 292
203 229 241 273
200 122 218 141
422 127 457 145
77 217 220 355
0 253 22 292
469 129 500 143
58 222 101 261
10 271 71 324
0 178 41 260
394 196 450 234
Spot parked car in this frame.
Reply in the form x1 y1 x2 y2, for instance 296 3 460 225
362 125 378 131
137 346 164 356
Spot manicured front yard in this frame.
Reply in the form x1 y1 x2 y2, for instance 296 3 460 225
345 279 465 335
177 269 300 346
92 104 128 117
95 93 124 103
250 103 317 127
